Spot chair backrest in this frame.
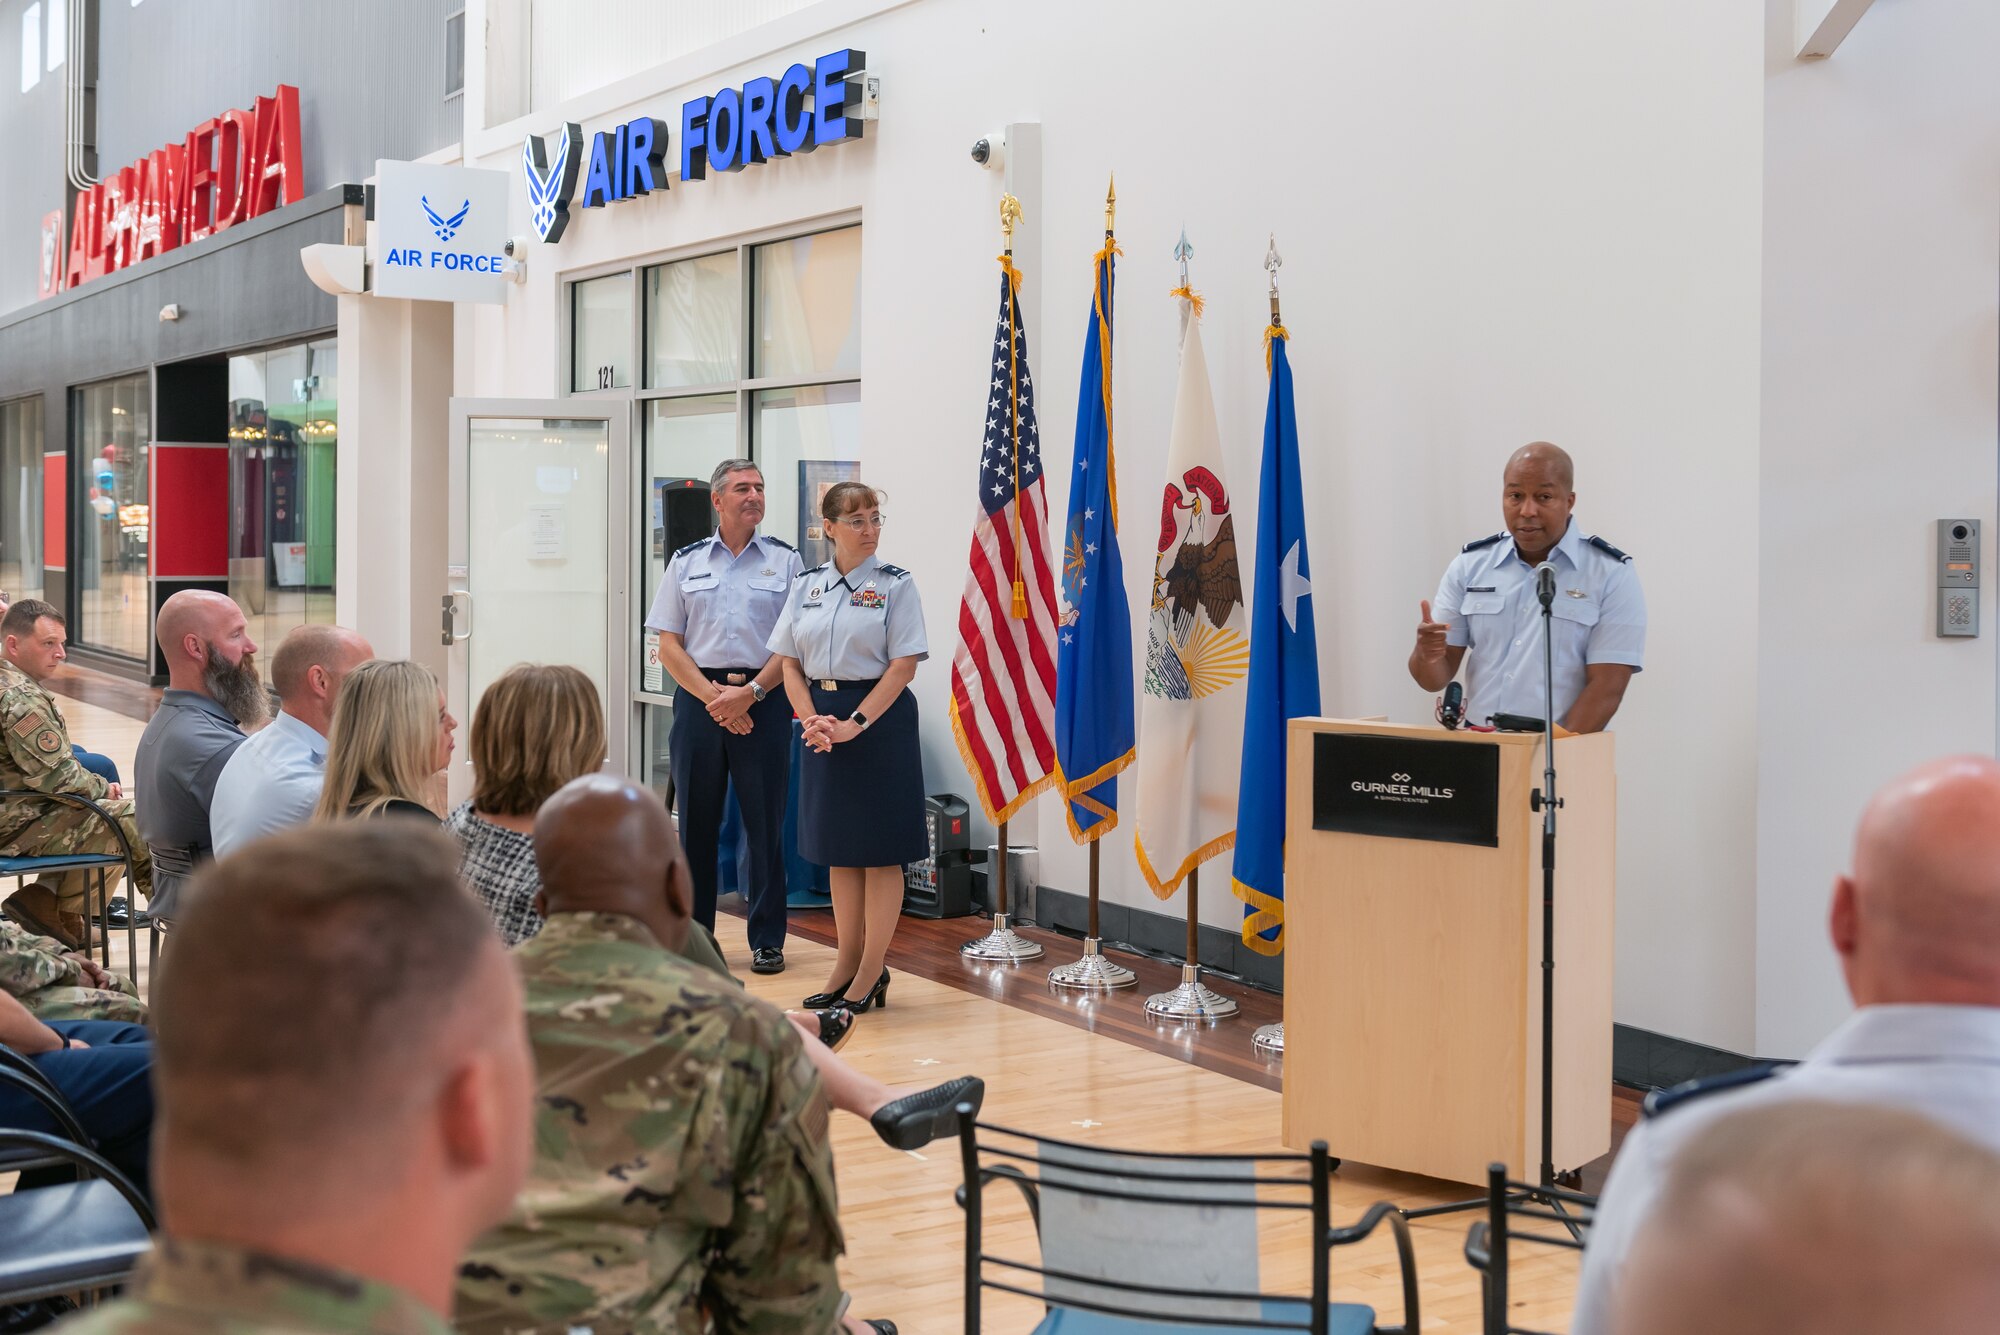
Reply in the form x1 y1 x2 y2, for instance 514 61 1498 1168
0 1130 154 1306
958 1114 1335 1335
1463 1165 1593 1335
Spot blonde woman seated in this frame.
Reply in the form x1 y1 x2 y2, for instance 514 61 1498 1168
314 660 459 824
447 663 606 945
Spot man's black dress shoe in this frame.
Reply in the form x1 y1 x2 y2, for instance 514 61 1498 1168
750 947 785 975
95 896 149 930
870 1075 985 1151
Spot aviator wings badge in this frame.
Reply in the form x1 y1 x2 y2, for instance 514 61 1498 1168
523 123 584 244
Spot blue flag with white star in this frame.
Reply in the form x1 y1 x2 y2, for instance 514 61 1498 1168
1231 329 1320 953
1052 238 1135 842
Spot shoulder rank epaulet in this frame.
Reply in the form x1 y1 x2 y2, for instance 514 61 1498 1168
1461 532 1507 554
798 563 829 581
672 536 715 560
1586 535 1632 563
1640 1061 1791 1120
877 563 911 579
762 534 796 552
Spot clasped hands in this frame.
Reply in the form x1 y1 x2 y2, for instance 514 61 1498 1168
801 714 863 753
705 684 758 735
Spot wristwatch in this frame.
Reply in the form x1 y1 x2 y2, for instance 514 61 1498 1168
850 710 872 732
749 681 767 702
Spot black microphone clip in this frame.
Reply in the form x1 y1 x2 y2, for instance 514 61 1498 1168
1438 681 1464 731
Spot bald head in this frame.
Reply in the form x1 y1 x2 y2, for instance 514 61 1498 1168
533 773 692 953
1615 1101 2000 1335
1833 755 2000 1006
155 589 243 664
269 624 372 736
1505 441 1574 491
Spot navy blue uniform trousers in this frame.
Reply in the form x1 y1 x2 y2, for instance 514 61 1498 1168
670 690 791 952
0 1020 153 1196
71 746 120 784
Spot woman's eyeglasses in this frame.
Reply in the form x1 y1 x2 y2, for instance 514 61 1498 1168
834 513 887 532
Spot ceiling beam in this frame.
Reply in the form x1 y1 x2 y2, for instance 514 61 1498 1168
1797 0 1878 60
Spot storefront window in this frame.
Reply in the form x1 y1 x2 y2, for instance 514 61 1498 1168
72 375 150 660
644 251 740 388
640 395 736 695
227 338 338 649
571 273 632 392
755 382 862 571
753 227 861 379
0 396 45 605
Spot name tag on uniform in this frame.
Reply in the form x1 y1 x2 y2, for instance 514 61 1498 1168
802 585 824 608
683 573 718 590
850 582 885 610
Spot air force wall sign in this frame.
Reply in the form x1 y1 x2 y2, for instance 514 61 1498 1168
1311 733 1501 847
521 49 870 245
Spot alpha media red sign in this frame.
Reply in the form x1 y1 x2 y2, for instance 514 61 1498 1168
39 83 304 300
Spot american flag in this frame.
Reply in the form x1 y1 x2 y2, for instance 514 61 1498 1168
948 262 1060 825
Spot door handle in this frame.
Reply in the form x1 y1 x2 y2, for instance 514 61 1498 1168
442 590 474 645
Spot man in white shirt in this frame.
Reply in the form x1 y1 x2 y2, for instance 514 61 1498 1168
1573 754 2000 1332
210 625 373 857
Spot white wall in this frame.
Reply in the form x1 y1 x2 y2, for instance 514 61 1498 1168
1755 0 2000 1057
459 0 1772 1051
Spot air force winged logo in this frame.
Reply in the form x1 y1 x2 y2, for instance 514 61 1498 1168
421 195 471 242
522 123 584 244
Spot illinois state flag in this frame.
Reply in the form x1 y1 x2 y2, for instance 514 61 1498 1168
1135 291 1249 896
1052 238 1135 842
1231 327 1320 953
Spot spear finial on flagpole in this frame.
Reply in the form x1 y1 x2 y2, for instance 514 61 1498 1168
1105 175 1116 237
1175 226 1192 288
1265 232 1284 326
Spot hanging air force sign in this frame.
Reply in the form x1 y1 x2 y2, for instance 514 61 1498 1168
1312 733 1501 847
371 159 512 304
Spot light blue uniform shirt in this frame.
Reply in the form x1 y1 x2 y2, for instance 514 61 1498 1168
768 553 929 681
644 532 803 669
1430 519 1645 728
209 709 329 857
1572 1005 2000 1335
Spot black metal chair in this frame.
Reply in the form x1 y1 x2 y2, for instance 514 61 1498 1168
955 1109 1419 1335
0 789 148 973
1461 1165 1595 1335
0 1130 154 1305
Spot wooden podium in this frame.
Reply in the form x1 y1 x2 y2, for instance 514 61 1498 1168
1280 719 1615 1186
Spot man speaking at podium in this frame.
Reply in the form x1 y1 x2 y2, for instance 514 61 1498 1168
1409 442 1646 733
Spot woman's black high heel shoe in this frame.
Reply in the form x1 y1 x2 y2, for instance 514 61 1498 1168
802 978 856 1011
840 969 891 1013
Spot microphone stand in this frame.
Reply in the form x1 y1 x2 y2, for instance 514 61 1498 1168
1401 560 1587 1240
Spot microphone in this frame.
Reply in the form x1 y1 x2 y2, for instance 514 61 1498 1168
1534 561 1557 610
1439 681 1464 730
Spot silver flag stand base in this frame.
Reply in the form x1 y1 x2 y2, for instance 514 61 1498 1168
960 913 1045 962
1252 1022 1285 1055
1048 938 1137 990
1144 964 1240 1020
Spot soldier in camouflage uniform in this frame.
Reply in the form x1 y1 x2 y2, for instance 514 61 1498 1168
458 774 898 1335
0 915 145 1024
53 823 534 1335
0 599 152 945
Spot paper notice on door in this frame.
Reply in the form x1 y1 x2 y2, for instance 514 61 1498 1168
527 504 567 560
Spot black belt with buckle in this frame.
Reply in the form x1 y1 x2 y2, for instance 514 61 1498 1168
699 668 760 686
812 677 881 692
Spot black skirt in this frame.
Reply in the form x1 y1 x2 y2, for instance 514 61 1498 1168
798 682 927 868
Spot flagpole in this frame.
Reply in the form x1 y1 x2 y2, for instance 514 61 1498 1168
1050 175 1139 992
963 191 1046 965
1250 233 1289 1057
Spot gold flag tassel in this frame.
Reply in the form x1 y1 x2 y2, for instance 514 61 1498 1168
999 193 1028 619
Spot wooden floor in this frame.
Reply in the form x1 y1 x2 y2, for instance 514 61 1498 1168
43 673 1622 1333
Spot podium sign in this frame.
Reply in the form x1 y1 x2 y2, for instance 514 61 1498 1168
1311 732 1501 847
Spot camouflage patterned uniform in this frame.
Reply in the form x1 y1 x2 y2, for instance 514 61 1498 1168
0 660 152 914
457 911 845 1335
51 1236 453 1335
0 916 146 1024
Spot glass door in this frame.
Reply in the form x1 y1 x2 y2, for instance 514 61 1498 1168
446 400 630 804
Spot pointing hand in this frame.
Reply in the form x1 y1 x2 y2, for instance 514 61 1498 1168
1415 600 1451 663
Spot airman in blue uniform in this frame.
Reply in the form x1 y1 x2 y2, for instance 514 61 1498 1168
644 459 802 974
1410 442 1645 731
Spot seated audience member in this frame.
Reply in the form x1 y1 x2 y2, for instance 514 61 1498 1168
447 663 605 944
52 823 533 1335
1612 1101 2000 1335
459 774 980 1335
210 624 373 856
0 916 145 1023
135 590 265 926
0 987 152 1193
0 598 153 947
1574 753 2000 1332
313 660 458 823
0 588 121 788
